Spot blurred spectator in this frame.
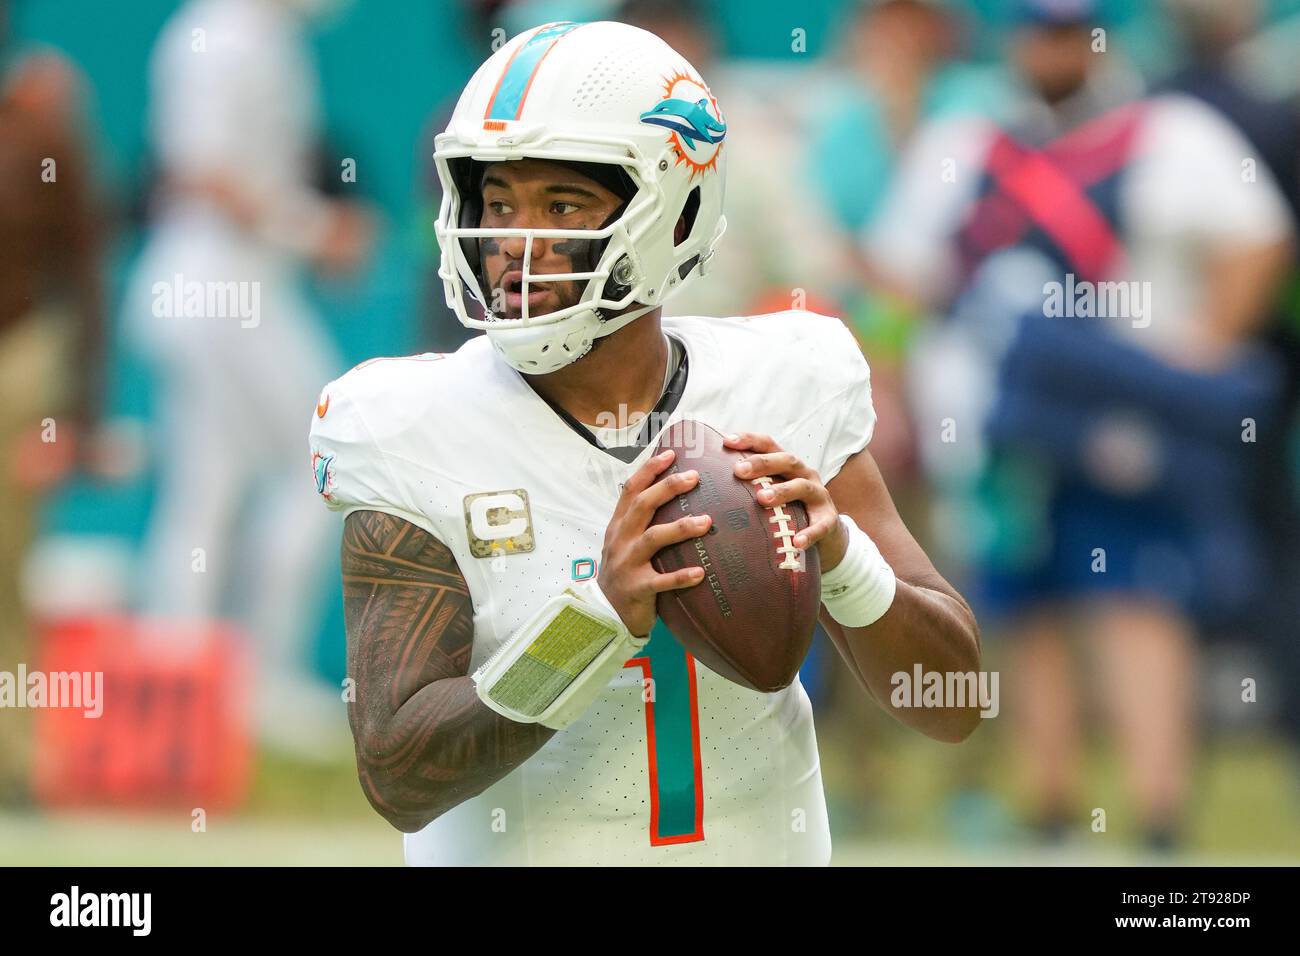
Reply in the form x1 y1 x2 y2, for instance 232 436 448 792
0 4 108 806
805 0 1010 485
808 0 1006 237
1160 0 1300 747
1161 0 1300 220
864 0 1295 848
1002 0 1142 144
123 0 373 760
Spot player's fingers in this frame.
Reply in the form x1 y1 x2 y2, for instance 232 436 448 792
618 449 676 506
754 477 826 510
649 565 706 593
630 467 699 524
793 512 839 550
735 452 809 481
631 513 711 563
723 431 778 453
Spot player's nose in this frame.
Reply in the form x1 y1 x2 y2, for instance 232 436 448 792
499 233 528 260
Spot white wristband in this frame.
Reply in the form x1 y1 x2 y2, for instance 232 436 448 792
471 578 648 730
820 514 896 628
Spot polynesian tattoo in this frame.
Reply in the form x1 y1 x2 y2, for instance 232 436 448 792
341 510 554 831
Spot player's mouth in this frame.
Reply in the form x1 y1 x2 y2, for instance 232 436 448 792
499 270 555 316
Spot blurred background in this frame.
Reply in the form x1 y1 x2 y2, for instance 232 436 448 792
2 0 1299 864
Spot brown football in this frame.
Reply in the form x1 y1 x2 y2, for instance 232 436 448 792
649 420 821 692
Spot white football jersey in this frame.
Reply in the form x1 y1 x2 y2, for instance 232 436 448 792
309 311 875 865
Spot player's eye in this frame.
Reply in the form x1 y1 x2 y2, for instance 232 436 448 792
551 201 581 215
486 200 513 216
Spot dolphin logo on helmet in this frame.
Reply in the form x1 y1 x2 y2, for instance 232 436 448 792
639 98 727 149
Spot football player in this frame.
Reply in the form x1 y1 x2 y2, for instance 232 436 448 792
310 20 981 865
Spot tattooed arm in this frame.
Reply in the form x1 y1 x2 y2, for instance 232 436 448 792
342 510 555 832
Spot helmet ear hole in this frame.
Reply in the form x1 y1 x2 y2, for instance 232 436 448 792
674 187 701 250
671 186 704 282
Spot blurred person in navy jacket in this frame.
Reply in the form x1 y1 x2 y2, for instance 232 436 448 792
1161 0 1300 746
863 0 1295 848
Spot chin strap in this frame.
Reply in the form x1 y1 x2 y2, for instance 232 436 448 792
593 301 656 339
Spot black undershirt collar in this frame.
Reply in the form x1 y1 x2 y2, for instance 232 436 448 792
531 334 689 463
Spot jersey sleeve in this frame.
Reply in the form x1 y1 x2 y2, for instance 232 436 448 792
766 311 877 484
307 375 431 531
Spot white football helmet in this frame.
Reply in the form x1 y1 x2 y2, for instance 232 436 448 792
434 20 728 373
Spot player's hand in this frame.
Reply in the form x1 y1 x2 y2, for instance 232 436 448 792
598 449 710 638
724 432 849 572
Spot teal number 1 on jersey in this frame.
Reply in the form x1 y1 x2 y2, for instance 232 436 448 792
624 620 704 845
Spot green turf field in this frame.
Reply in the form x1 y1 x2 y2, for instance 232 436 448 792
3 733 1296 865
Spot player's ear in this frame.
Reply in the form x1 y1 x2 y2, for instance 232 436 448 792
674 213 687 246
